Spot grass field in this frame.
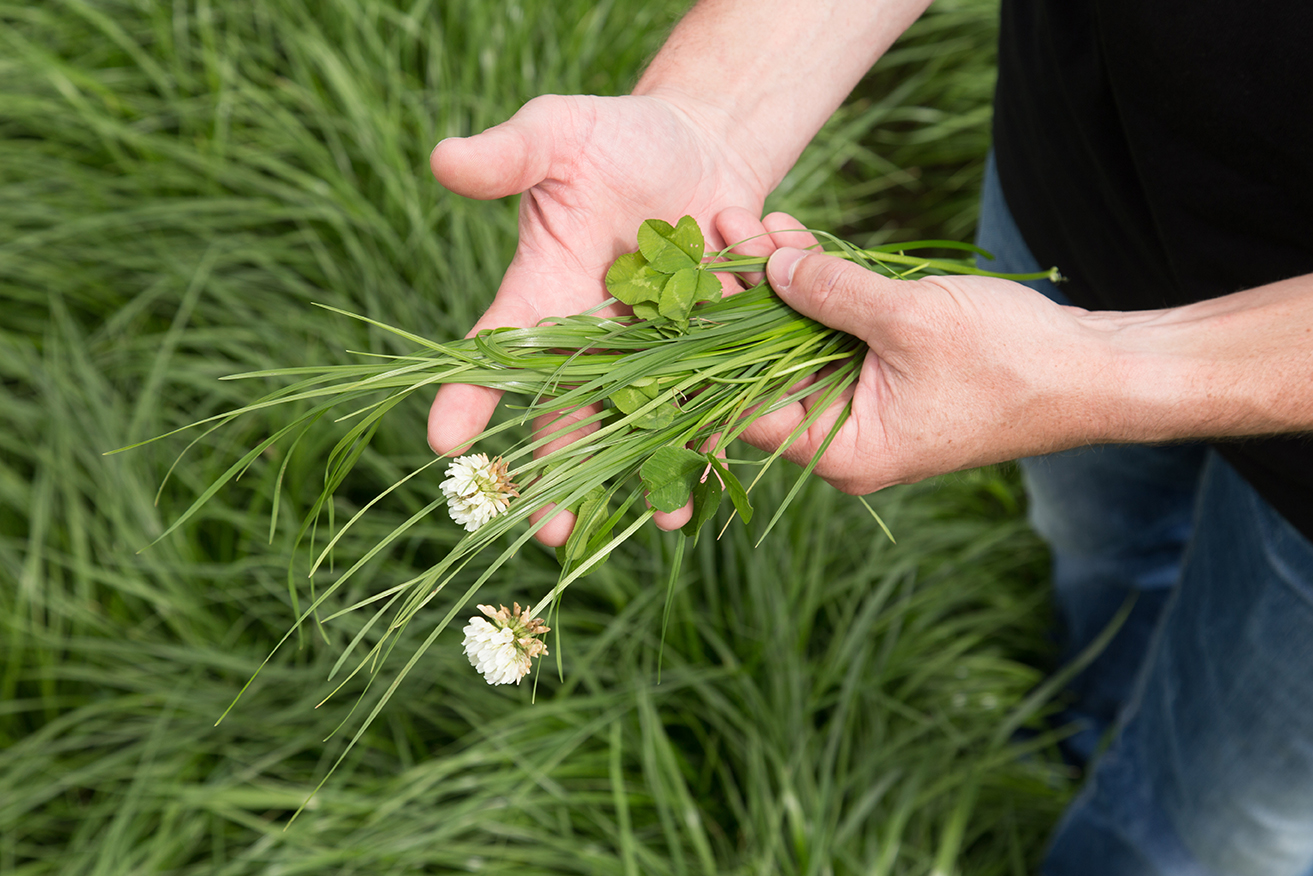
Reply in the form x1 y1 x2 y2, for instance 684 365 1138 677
0 1 1075 873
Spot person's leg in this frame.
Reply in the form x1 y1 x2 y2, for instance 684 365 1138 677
1044 453 1313 876
980 154 1313 874
976 154 1205 763
1021 444 1205 762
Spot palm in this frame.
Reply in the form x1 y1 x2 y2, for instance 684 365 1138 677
428 94 767 543
495 95 765 324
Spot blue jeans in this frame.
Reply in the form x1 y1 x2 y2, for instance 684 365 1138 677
977 155 1313 876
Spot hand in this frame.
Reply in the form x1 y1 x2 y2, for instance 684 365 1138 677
428 94 770 544
718 208 1122 492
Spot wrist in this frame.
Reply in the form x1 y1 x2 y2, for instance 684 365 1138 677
1060 307 1221 447
632 0 933 201
1094 283 1313 441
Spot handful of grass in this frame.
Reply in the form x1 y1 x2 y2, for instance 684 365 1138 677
124 216 1053 762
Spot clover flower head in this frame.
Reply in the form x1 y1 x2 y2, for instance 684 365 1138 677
441 453 520 532
462 602 550 685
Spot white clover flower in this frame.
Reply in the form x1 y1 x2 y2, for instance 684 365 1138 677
461 602 549 685
441 453 519 532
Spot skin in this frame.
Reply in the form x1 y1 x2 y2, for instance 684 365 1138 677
721 208 1313 496
430 0 1313 537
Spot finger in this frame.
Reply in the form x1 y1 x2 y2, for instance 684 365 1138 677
716 209 821 289
528 501 575 548
431 130 547 202
738 369 825 464
736 348 864 474
526 404 601 547
430 96 570 200
653 505 693 531
427 229 617 457
428 383 500 457
761 212 820 251
426 286 545 456
738 400 804 457
715 207 772 287
767 249 900 338
739 391 858 477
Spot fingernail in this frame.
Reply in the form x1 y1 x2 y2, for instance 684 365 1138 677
432 136 463 156
767 248 808 293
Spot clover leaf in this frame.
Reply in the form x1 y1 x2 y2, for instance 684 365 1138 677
609 216 723 328
640 446 706 513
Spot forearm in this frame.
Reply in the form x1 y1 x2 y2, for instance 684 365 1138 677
1094 274 1313 442
634 0 932 196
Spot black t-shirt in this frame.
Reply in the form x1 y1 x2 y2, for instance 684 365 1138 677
993 0 1313 541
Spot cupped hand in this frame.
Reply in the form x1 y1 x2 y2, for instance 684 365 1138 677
723 215 1120 493
428 94 769 544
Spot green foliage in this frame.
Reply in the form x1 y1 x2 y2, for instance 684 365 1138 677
611 380 678 430
606 216 722 329
0 0 1074 873
607 252 669 305
638 216 706 273
640 447 708 513
556 485 616 577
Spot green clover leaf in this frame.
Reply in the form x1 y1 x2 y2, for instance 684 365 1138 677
605 251 669 305
637 215 704 273
640 446 706 513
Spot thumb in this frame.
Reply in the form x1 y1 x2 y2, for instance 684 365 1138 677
767 248 895 335
430 103 556 200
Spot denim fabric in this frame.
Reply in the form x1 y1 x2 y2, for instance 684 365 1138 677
976 154 1313 876
977 154 1205 764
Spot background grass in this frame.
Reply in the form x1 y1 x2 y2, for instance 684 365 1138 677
0 0 1075 873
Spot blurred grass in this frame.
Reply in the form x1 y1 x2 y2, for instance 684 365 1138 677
0 0 1073 873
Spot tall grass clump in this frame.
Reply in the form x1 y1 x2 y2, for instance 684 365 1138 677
0 0 1074 873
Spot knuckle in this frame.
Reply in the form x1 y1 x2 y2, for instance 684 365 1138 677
805 260 864 324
